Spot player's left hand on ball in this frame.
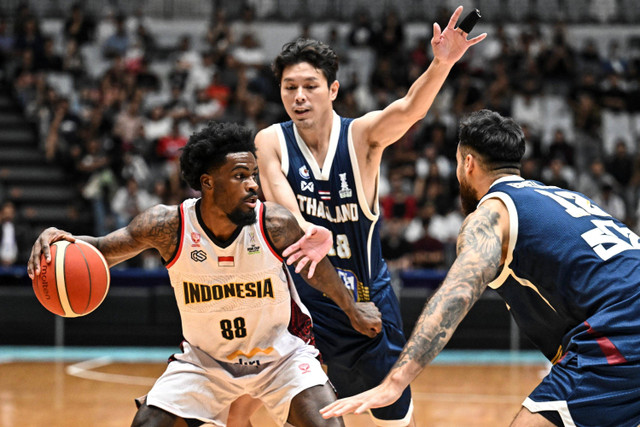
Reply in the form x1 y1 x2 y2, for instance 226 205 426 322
283 224 333 278
27 227 76 279
350 302 382 338
320 381 403 418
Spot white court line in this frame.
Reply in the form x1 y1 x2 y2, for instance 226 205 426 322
65 357 157 386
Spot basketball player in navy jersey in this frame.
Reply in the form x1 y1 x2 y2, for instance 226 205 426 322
27 122 382 427
321 109 640 427
250 6 486 426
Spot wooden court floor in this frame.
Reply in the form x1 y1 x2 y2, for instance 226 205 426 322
0 355 548 427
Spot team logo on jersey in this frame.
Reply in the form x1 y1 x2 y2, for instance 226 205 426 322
298 363 311 374
247 231 260 255
191 232 201 247
299 165 310 179
191 250 207 262
338 173 352 198
301 181 314 193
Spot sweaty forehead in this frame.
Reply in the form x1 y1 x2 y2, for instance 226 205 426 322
223 152 257 169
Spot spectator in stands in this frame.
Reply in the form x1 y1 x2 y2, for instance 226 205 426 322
13 14 44 60
426 200 463 267
111 177 157 229
191 87 223 127
381 170 417 223
540 22 575 94
543 156 573 189
546 128 575 167
113 100 144 150
372 8 405 60
36 36 63 72
171 35 201 71
156 120 188 163
184 51 216 99
44 97 82 163
511 77 544 135
0 15 13 73
64 2 95 47
380 217 413 271
348 9 375 48
411 225 446 270
230 3 258 41
576 39 602 77
62 39 85 79
453 73 484 116
0 200 30 266
206 7 232 52
77 137 117 235
232 32 266 82
607 140 634 189
144 104 173 142
593 178 627 222
103 14 129 59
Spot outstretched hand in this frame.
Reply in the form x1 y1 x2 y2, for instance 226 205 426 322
27 227 75 279
283 224 333 278
320 380 405 419
432 6 487 66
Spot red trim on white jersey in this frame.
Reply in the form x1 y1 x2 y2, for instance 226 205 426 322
259 203 283 262
165 203 186 269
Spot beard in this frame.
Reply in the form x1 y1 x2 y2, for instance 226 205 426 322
459 176 480 216
227 206 257 227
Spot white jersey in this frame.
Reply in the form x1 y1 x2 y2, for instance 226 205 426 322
165 198 315 365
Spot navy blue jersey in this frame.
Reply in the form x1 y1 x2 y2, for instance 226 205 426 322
273 112 389 304
482 176 640 366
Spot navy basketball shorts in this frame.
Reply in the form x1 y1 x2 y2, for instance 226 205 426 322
310 284 413 425
524 352 640 427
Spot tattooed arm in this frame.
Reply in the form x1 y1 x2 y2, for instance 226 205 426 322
320 199 508 418
264 202 382 338
28 205 179 277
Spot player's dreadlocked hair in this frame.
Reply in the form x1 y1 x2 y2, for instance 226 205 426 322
273 38 339 87
180 121 256 191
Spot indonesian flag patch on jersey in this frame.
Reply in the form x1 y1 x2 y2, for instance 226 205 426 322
218 256 235 267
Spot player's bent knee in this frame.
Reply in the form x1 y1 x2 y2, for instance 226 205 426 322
287 382 345 427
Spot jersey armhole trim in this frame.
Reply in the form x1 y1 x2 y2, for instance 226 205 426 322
259 202 284 263
164 203 185 269
274 124 289 176
347 121 379 222
479 191 518 290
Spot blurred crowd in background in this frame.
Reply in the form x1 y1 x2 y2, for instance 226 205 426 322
2 1 640 272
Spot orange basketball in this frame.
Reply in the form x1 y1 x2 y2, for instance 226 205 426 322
32 240 110 317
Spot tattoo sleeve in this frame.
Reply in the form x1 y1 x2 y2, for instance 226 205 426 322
79 205 179 266
265 203 356 313
393 205 503 372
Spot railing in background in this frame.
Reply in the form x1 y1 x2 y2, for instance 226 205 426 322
0 0 636 23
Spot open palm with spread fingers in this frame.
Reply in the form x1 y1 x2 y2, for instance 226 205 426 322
320 380 404 419
432 6 487 66
283 224 333 278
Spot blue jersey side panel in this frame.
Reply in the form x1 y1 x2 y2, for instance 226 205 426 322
279 116 389 303
484 177 640 365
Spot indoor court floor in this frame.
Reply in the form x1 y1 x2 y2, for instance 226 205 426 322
0 347 549 427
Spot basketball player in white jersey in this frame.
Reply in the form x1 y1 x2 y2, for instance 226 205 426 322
27 121 382 427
